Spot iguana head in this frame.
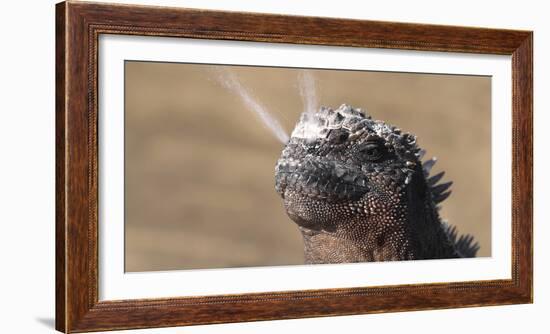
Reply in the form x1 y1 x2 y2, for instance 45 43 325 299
275 105 420 231
275 104 474 262
275 104 423 233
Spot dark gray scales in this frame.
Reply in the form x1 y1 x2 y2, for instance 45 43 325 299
275 104 479 264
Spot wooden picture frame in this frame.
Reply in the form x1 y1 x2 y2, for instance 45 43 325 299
56 1 532 332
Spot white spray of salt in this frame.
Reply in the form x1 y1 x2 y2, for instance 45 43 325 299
298 70 318 117
294 70 323 140
216 69 289 144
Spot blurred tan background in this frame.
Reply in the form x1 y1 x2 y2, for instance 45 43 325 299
124 61 491 272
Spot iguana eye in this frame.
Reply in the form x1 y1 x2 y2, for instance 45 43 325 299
359 140 384 161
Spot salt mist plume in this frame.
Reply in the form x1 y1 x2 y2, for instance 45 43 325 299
298 70 318 117
294 70 322 140
216 69 289 144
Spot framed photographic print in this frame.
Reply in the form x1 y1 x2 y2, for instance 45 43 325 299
56 1 532 332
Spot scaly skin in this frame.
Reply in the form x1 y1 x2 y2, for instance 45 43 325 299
275 104 478 264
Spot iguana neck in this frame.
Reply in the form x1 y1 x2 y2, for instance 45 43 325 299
300 168 458 264
300 228 414 263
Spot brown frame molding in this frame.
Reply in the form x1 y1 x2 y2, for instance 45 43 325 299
56 1 533 332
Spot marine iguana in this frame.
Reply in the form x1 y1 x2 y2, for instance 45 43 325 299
275 104 479 264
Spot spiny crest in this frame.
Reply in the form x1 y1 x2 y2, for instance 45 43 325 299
441 222 480 258
419 152 453 208
421 154 476 256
